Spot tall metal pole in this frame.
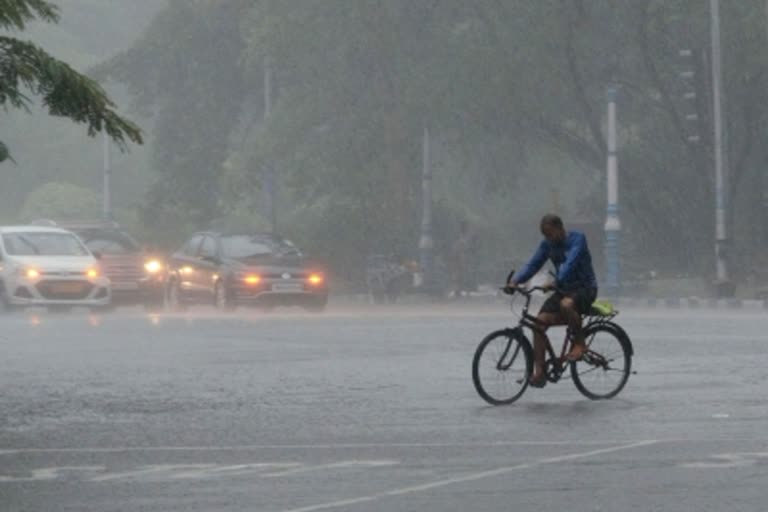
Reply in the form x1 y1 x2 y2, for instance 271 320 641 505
102 131 112 221
263 56 276 233
604 85 620 297
710 0 729 286
418 125 434 290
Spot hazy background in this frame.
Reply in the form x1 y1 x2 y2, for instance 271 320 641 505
2 0 767 295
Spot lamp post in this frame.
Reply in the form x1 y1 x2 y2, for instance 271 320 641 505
710 0 730 294
102 131 112 221
604 85 620 297
263 56 277 233
418 125 434 290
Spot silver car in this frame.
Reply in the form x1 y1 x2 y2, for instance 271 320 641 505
0 226 111 311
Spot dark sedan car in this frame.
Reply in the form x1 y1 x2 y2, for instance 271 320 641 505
165 232 328 312
36 220 167 311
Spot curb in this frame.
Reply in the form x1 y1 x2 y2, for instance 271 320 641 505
612 297 766 310
329 293 768 310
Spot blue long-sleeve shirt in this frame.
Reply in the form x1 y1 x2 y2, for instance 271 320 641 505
513 231 597 291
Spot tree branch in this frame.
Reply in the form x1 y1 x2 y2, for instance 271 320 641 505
537 119 604 170
563 4 606 155
0 36 142 148
636 1 694 152
0 0 58 30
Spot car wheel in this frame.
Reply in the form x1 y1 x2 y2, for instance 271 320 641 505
0 284 11 313
214 281 236 312
165 279 187 312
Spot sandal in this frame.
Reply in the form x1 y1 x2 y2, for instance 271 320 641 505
566 345 587 362
528 374 547 388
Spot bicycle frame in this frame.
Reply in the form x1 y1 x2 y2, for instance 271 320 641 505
507 286 625 382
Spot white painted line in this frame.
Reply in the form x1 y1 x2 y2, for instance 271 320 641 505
681 452 768 469
164 463 301 480
0 440 651 455
275 440 657 512
0 466 104 482
263 460 398 478
90 464 216 482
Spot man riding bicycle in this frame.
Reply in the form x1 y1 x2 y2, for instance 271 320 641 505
507 214 598 387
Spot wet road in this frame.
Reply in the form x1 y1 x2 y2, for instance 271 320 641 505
1 304 767 511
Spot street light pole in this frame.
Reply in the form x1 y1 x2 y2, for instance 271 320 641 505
709 0 729 289
102 131 112 221
263 56 277 233
604 85 620 297
418 124 434 290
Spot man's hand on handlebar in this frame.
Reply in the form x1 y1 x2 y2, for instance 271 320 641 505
502 281 520 295
501 282 560 295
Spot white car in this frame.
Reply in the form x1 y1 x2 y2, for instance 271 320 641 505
0 226 111 311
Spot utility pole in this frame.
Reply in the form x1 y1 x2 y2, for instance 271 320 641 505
710 0 730 293
102 131 112 221
263 56 277 233
604 85 620 297
418 125 434 291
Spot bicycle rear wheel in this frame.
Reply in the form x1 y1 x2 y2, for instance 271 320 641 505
472 329 532 405
570 324 632 400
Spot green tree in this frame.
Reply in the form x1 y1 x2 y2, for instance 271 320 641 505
104 0 768 283
96 0 247 226
0 0 142 163
19 181 101 220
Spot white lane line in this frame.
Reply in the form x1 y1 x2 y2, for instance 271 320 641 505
275 440 658 512
263 460 398 478
0 466 104 482
681 452 768 469
170 463 301 480
90 464 216 482
0 440 650 455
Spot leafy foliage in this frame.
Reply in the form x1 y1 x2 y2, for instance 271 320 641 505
0 0 142 164
106 0 768 281
19 180 100 220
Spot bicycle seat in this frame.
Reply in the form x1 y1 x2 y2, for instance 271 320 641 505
589 300 615 317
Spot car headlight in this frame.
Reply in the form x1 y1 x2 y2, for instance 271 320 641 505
307 273 324 286
86 268 99 279
144 259 163 274
24 268 40 279
242 274 261 285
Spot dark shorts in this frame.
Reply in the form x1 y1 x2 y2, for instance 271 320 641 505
540 287 598 316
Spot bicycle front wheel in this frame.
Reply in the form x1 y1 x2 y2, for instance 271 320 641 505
570 324 632 400
472 329 532 405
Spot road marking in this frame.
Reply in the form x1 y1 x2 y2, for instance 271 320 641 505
681 452 768 469
0 466 104 482
0 440 653 455
0 461 397 483
90 463 305 482
168 463 301 480
90 464 216 482
275 440 657 512
263 460 398 478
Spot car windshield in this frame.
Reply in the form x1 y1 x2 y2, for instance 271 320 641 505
2 232 90 256
81 233 140 255
220 235 301 259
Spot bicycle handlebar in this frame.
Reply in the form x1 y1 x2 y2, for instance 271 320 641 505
500 284 562 296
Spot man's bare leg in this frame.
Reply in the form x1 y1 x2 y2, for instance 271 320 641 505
531 312 565 383
560 297 586 360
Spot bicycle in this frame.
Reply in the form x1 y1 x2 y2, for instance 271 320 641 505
472 284 634 405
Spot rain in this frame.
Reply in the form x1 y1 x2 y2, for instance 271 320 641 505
1 1 768 510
